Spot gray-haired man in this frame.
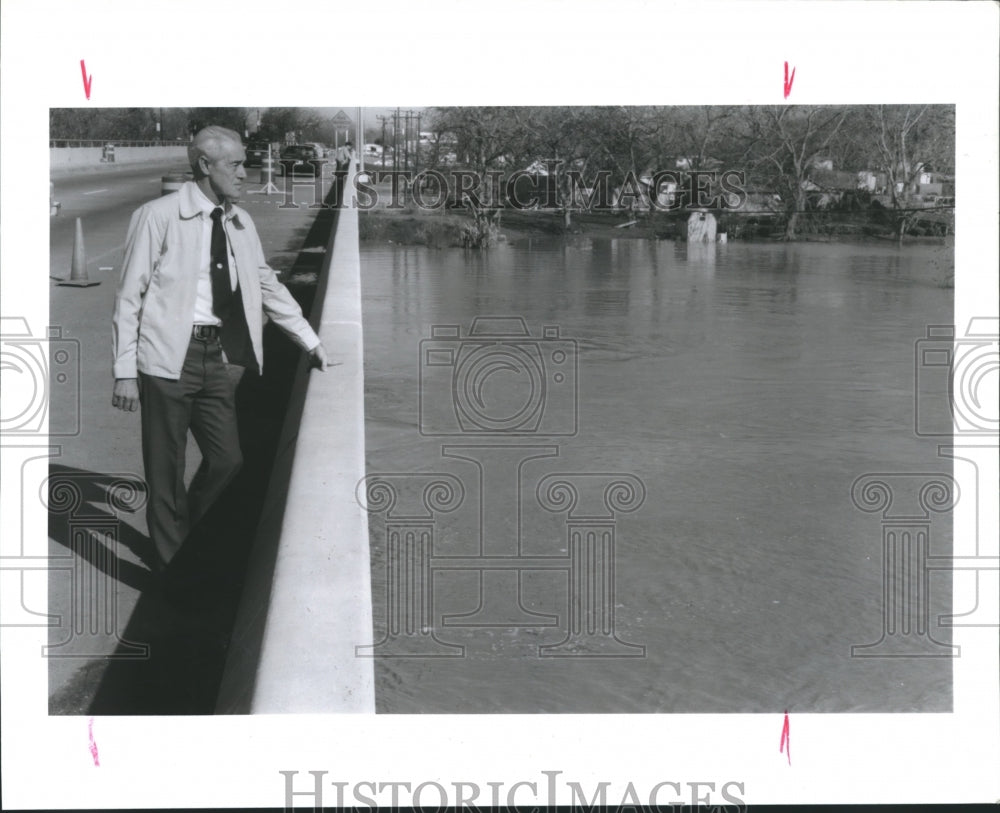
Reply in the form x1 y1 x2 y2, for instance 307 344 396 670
111 125 328 574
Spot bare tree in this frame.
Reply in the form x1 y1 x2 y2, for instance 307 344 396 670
429 107 533 246
257 108 322 144
186 107 253 136
518 107 609 228
858 105 955 243
432 107 526 175
670 105 742 170
741 106 850 239
50 107 164 141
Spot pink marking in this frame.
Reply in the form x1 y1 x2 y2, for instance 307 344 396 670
783 61 796 99
80 60 93 100
779 709 791 765
88 717 100 766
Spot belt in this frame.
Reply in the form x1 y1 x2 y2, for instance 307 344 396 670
192 324 221 341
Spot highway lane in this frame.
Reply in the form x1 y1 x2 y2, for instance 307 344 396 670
49 162 189 280
49 163 330 282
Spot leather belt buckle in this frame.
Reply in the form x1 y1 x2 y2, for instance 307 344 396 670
192 325 220 341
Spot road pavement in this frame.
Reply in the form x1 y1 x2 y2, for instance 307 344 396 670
50 163 182 283
46 161 342 713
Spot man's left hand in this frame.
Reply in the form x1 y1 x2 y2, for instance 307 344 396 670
309 343 329 371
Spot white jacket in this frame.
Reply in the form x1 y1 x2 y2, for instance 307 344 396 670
112 182 319 379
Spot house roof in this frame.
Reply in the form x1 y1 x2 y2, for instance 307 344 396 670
807 168 859 190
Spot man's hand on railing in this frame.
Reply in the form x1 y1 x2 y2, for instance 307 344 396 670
309 343 330 371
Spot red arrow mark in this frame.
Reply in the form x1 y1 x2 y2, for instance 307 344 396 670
783 61 795 99
80 60 93 100
88 717 100 766
779 709 791 765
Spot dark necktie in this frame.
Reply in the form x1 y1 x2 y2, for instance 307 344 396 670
210 207 232 320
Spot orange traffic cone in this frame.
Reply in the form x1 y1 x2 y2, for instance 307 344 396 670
58 218 100 287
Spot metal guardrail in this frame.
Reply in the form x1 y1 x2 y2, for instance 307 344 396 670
49 139 185 148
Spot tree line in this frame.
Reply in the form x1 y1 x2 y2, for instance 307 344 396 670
50 104 954 241
425 105 954 241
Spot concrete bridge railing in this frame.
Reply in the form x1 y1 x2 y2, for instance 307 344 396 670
50 145 189 170
216 163 375 713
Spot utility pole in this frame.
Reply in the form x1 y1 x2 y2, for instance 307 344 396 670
377 115 388 168
376 116 389 169
394 108 400 170
401 110 408 173
357 106 364 173
415 112 421 174
404 109 416 173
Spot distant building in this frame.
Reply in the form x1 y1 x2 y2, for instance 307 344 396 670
857 170 881 193
803 166 872 208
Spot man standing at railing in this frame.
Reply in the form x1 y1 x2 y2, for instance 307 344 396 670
335 140 354 168
333 140 353 204
111 125 329 579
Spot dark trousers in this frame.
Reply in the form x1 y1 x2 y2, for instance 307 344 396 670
138 336 245 567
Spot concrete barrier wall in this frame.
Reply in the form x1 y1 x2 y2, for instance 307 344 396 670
50 145 189 168
217 166 376 713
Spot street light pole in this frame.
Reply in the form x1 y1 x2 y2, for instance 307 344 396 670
394 108 400 169
357 106 363 173
378 115 388 169
415 112 421 174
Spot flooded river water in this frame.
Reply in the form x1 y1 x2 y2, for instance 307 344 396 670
360 236 954 713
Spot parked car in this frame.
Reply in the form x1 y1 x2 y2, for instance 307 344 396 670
276 144 325 176
244 140 272 167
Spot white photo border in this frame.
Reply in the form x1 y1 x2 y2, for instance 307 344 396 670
2 0 998 808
